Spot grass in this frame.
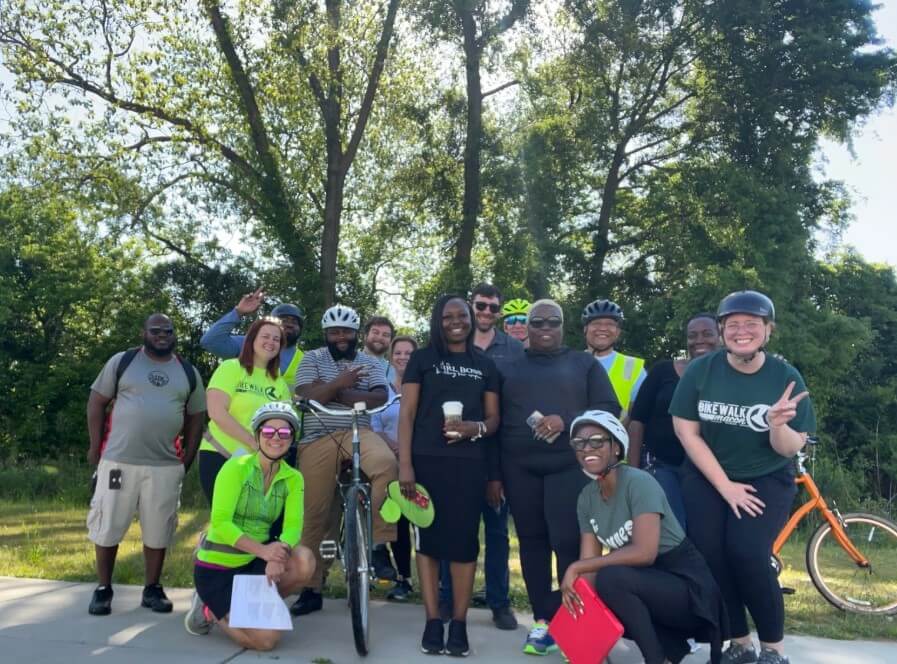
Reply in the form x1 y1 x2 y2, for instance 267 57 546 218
1 460 895 640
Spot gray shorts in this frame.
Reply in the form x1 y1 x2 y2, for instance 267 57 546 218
87 459 184 548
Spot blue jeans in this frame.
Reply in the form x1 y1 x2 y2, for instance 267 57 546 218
439 498 511 610
650 461 687 532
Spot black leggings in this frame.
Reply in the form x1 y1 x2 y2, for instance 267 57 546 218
502 454 588 620
594 565 705 664
681 463 796 643
390 515 412 580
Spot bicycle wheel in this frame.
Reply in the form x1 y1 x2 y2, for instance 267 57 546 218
806 512 897 615
344 485 370 655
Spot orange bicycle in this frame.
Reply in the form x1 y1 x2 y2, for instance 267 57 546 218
771 436 897 615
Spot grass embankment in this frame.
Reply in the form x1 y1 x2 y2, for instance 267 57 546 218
1 462 895 640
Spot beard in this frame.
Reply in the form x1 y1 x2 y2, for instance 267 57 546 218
284 329 300 347
143 338 175 358
327 338 357 361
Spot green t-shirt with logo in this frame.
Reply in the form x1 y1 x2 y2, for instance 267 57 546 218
668 349 816 480
202 359 291 455
577 465 685 554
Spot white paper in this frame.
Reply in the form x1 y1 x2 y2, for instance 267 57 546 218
227 574 293 630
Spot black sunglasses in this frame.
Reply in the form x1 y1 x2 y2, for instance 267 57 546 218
473 301 501 313
529 317 562 329
147 326 175 335
570 435 613 451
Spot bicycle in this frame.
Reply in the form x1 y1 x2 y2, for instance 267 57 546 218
771 436 897 615
294 395 398 656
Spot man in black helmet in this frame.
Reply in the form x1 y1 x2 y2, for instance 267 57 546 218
199 288 305 388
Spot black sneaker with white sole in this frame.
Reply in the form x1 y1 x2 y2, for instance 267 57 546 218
421 618 445 655
446 619 470 657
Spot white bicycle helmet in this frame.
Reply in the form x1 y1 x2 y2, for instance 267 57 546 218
321 304 361 330
569 410 629 459
250 401 301 433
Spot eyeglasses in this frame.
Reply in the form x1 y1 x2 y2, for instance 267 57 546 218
473 301 501 313
723 321 764 333
259 426 293 440
505 315 527 326
529 317 562 329
147 326 174 335
570 435 613 451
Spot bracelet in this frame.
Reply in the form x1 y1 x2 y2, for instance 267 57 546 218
471 421 486 441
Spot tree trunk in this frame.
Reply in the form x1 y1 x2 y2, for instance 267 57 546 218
321 163 346 308
587 144 626 296
451 9 483 293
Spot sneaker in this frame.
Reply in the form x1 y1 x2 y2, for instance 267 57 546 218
471 588 487 607
446 619 470 657
439 598 452 623
184 591 211 636
689 638 702 654
141 583 173 613
421 618 446 655
387 578 413 602
492 605 518 631
88 585 113 616
757 648 789 664
711 641 758 664
289 588 323 616
372 544 398 582
523 621 558 656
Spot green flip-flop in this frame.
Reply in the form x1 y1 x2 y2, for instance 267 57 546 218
386 480 435 528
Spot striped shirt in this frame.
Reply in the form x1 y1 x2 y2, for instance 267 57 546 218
294 347 387 443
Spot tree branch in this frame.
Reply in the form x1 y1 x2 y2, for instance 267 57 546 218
482 79 519 99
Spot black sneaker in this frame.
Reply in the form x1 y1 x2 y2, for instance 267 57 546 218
757 648 789 664
290 588 323 616
492 605 518 631
372 544 397 582
446 619 470 657
141 583 173 613
421 618 446 655
387 578 412 602
88 585 113 616
711 642 758 664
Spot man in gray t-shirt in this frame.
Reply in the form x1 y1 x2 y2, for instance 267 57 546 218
85 313 206 617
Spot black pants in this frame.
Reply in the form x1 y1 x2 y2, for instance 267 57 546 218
390 515 412 580
594 565 705 664
682 462 796 643
502 454 588 620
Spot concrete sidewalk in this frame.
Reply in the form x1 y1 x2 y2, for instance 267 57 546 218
0 577 894 663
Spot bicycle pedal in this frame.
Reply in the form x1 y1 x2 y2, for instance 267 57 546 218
781 586 796 595
319 540 338 561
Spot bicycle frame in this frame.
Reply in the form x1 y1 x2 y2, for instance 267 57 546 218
346 406 373 576
772 453 869 567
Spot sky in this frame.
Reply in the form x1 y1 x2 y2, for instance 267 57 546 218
816 0 897 266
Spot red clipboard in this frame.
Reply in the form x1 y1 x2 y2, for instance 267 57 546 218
549 577 624 664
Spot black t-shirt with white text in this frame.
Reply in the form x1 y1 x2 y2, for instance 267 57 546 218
403 345 500 464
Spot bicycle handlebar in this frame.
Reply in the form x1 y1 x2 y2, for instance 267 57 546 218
293 394 399 418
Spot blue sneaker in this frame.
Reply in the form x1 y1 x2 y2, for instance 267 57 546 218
522 621 557 655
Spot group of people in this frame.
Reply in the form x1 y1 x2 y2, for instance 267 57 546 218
84 285 815 664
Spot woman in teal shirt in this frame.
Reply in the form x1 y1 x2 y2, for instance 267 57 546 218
186 402 315 651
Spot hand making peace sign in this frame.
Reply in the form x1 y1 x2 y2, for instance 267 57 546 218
235 287 265 316
767 381 809 429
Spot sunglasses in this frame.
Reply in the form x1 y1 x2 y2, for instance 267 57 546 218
259 426 294 441
474 301 501 313
570 435 613 451
147 326 175 335
529 317 562 329
505 315 527 325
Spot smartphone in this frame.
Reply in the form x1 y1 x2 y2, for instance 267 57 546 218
108 468 123 491
526 410 544 429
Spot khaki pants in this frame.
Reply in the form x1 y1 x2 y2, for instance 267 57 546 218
298 429 398 590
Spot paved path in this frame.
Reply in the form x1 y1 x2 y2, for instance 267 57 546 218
1 577 894 663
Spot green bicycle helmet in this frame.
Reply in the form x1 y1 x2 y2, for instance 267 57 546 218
502 298 531 317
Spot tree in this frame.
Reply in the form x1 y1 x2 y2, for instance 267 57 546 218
1 0 404 307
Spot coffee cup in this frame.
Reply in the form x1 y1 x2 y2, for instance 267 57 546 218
442 401 463 425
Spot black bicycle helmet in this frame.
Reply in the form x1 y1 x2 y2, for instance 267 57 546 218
271 303 305 322
581 299 624 325
716 290 775 322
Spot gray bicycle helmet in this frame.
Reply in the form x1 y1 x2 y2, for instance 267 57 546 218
250 401 301 433
717 290 775 322
581 299 624 325
271 303 305 322
321 304 361 330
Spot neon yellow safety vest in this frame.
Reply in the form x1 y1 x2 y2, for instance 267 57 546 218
282 348 304 390
606 353 645 414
